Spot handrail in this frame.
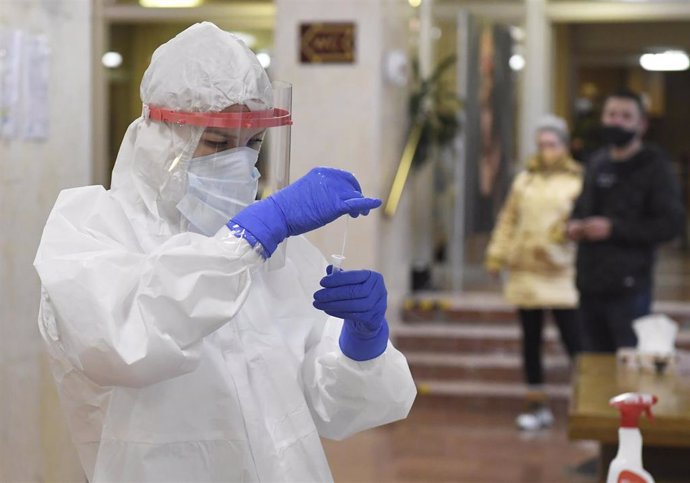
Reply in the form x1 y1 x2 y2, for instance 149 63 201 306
383 121 424 218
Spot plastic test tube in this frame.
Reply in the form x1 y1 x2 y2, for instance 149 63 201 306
330 254 346 273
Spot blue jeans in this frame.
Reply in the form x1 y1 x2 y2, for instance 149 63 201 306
579 290 652 353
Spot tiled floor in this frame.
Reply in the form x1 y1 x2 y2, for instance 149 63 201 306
323 396 599 483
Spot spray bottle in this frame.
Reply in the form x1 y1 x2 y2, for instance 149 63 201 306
607 392 658 483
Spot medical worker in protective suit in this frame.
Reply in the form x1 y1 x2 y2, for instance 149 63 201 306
34 22 416 482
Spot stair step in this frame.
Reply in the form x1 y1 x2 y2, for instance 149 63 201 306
395 323 566 354
401 309 516 324
401 292 690 325
415 380 571 400
407 352 570 368
397 323 547 338
402 294 513 323
406 352 572 384
394 322 690 354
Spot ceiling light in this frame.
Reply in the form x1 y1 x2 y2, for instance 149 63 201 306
510 26 525 42
509 54 525 72
409 0 422 8
639 50 689 72
139 0 202 8
102 51 123 69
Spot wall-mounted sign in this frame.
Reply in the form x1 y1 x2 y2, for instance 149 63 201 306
300 22 355 64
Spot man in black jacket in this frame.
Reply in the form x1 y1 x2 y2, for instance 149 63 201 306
568 89 685 352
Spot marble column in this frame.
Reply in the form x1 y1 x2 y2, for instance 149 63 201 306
520 0 552 161
274 0 413 312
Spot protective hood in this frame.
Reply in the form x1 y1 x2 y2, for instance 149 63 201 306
110 22 273 248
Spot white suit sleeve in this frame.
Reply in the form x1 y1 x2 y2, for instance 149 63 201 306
34 187 263 388
301 317 417 441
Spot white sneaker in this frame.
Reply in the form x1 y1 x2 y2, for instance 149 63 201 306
516 406 554 431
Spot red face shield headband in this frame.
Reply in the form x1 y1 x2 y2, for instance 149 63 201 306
143 105 292 129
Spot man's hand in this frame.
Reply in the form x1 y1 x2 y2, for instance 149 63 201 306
566 220 586 241
583 217 612 241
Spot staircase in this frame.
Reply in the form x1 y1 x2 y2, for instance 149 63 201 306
395 292 690 402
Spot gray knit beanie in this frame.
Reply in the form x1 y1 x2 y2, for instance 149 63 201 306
536 114 570 145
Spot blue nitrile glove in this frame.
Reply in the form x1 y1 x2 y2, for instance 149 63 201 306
313 267 389 361
230 167 381 256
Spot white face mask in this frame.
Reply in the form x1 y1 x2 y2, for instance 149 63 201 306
177 146 260 236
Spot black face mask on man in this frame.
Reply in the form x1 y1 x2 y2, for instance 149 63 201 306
601 125 637 148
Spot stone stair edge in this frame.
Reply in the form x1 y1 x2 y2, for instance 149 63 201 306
393 322 690 341
403 291 690 318
414 380 571 399
405 351 570 368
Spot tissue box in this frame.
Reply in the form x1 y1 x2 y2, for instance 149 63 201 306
614 315 681 375
634 314 679 355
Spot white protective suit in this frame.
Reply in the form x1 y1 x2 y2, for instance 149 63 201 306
34 22 416 482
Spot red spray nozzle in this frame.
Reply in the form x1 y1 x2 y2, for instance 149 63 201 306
609 393 658 428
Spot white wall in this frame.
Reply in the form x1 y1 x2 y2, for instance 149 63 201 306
377 2 415 313
273 0 412 314
0 1 91 481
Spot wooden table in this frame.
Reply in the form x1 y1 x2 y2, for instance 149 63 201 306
569 354 690 482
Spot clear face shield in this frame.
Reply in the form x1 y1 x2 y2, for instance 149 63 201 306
141 82 292 250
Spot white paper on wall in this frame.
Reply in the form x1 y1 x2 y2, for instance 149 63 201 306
0 29 24 140
23 34 51 140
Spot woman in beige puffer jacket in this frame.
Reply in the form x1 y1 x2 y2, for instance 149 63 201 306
485 115 583 431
